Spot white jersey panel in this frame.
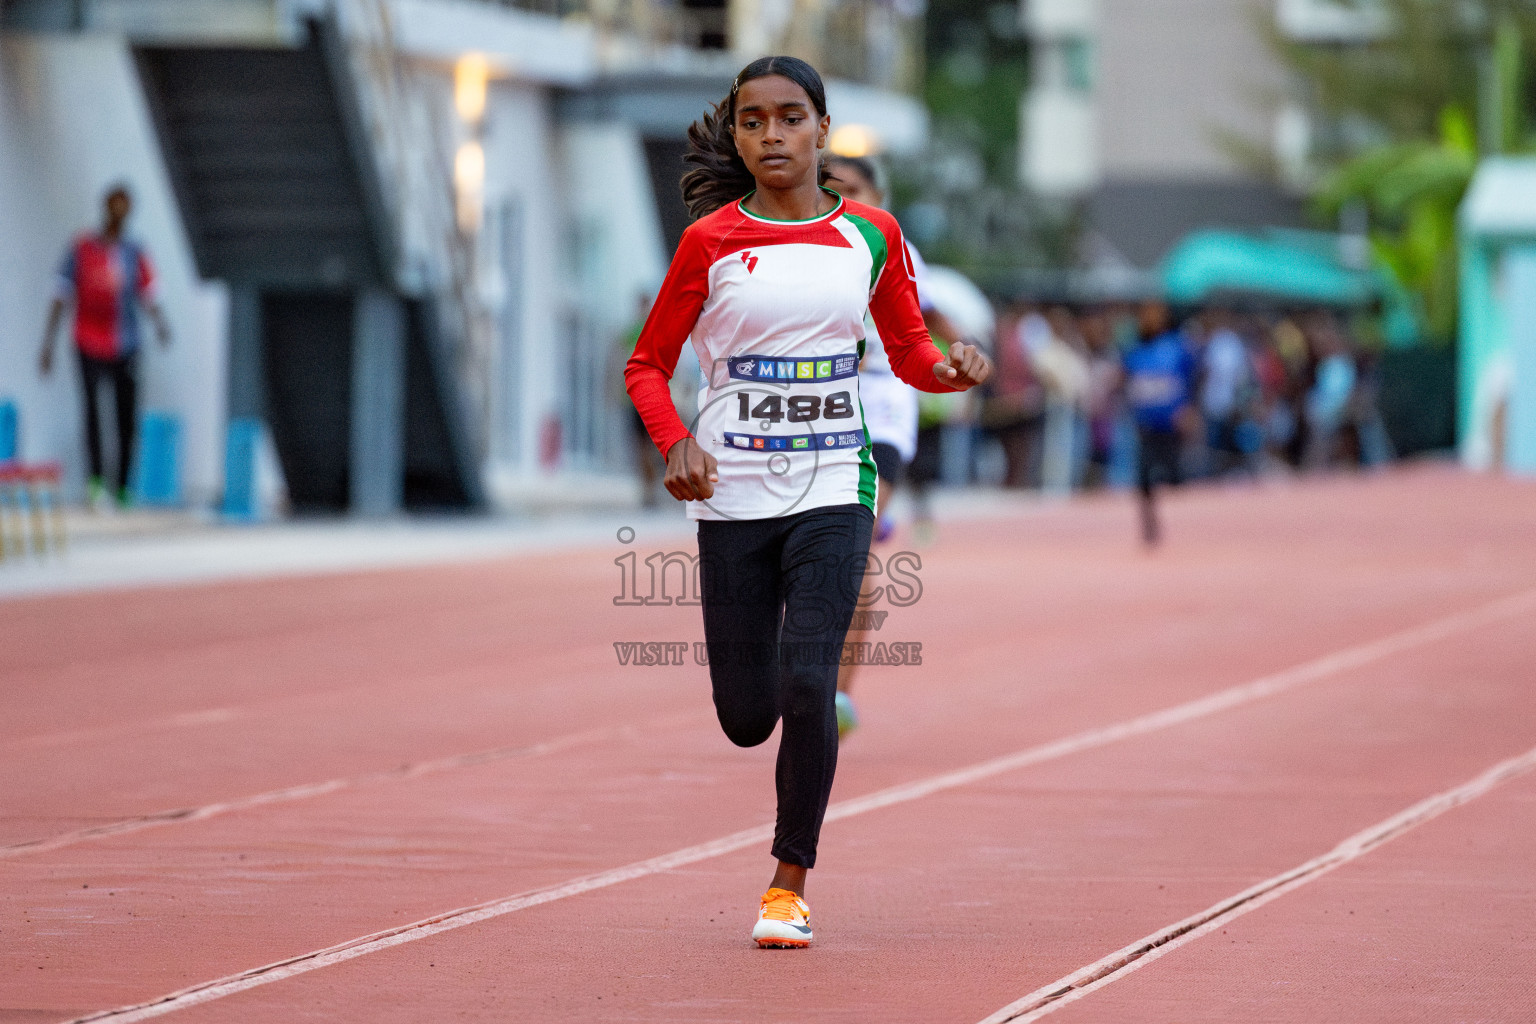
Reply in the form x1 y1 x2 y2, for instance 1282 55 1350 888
685 231 878 521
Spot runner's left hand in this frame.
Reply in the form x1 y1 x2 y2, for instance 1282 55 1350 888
933 342 991 391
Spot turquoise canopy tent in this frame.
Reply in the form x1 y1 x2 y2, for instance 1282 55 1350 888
1159 229 1417 344
1160 229 1374 305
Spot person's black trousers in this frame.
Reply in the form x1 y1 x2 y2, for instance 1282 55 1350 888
696 503 874 869
1136 426 1183 498
1135 426 1183 545
77 351 138 493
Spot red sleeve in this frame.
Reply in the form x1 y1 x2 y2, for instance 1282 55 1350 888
624 227 711 459
866 219 949 394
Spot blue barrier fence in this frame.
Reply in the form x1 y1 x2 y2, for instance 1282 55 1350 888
222 416 262 520
132 410 182 506
0 401 16 462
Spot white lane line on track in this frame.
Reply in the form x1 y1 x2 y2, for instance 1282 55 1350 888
975 741 1536 1023
2 710 706 860
63 587 1536 1024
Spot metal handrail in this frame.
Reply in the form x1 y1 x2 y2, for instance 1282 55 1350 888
334 0 492 460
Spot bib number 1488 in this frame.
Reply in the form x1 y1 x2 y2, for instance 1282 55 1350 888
737 391 854 424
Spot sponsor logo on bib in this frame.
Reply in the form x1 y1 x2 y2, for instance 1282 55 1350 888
724 430 864 453
726 352 861 383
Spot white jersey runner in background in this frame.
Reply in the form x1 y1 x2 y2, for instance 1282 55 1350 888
858 240 932 463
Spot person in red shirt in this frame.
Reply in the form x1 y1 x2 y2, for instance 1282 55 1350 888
38 185 171 506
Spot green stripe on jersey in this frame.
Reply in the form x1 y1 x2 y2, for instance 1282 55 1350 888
856 402 878 513
844 213 888 292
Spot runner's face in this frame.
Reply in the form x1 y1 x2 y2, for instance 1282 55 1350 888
826 163 881 206
733 76 829 193
1138 302 1170 338
105 192 131 226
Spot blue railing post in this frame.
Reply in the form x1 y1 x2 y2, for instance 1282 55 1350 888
132 411 183 507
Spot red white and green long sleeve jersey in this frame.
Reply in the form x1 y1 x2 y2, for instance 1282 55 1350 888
625 191 949 521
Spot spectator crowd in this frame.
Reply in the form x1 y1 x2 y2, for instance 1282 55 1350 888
950 298 1395 497
618 281 1401 522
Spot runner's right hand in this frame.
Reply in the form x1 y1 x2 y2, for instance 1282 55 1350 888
665 437 718 501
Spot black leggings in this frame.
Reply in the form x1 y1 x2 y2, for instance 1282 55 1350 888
697 503 874 869
78 352 138 493
1136 427 1183 498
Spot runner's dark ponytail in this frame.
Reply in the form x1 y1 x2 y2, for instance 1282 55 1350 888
681 55 830 221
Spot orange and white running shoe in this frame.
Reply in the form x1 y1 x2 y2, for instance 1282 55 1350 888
752 887 813 948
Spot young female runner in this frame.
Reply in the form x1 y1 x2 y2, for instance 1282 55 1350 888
624 55 990 948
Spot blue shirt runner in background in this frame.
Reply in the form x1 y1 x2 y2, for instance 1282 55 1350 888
1123 331 1196 434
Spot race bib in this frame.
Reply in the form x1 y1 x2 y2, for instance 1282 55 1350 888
710 352 864 452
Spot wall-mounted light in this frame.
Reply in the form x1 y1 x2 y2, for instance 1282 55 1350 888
455 53 489 124
829 123 880 158
455 139 485 233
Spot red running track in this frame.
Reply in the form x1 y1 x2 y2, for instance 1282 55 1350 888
3 466 1535 1023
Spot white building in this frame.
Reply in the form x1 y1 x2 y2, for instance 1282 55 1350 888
1019 0 1384 268
0 0 926 514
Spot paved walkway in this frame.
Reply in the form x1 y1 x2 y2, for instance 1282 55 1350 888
0 487 1043 599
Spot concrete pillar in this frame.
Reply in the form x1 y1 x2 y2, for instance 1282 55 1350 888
226 284 265 419
223 284 266 519
349 287 406 516
1504 246 1536 473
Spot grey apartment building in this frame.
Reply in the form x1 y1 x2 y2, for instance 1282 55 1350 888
1021 0 1382 270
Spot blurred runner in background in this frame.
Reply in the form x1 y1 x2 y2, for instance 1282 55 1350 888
908 286 986 537
38 184 171 508
823 153 969 737
1122 300 1195 547
823 156 915 542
